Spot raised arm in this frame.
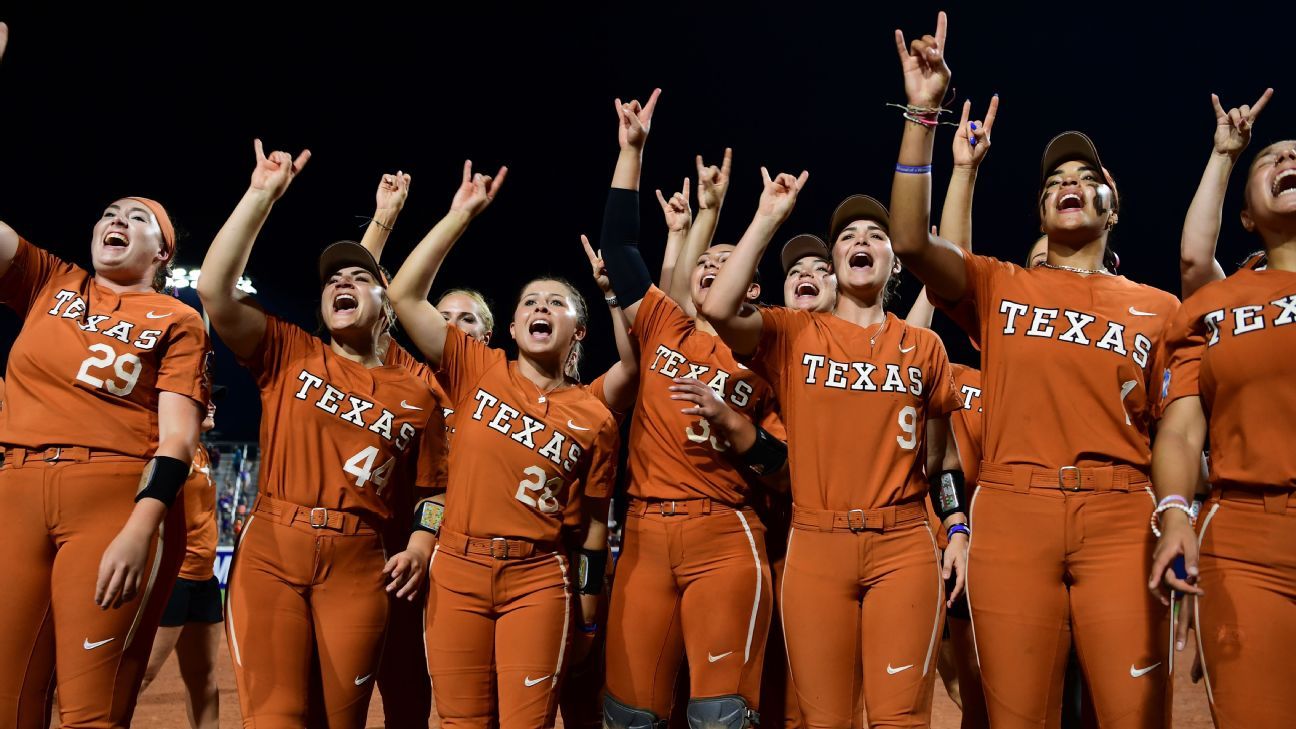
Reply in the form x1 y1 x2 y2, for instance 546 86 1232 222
359 171 412 264
906 96 996 328
890 11 969 303
1181 89 1272 298
671 149 733 317
656 178 691 295
197 140 311 360
387 161 506 368
0 24 21 277
599 89 661 326
700 167 809 356
582 234 638 412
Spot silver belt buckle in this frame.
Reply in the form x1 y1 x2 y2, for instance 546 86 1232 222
44 447 63 462
309 507 329 528
661 501 677 517
490 537 510 560
847 509 867 532
1058 466 1082 492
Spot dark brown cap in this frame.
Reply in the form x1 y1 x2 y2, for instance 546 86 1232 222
780 234 830 274
1040 131 1105 183
318 240 387 286
829 195 890 242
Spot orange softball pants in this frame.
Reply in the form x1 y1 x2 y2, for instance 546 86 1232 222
426 532 574 729
0 450 185 729
603 500 773 719
967 465 1169 729
780 501 945 729
1193 488 1296 729
224 496 389 729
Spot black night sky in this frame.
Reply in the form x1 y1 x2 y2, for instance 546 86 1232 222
2 4 1291 440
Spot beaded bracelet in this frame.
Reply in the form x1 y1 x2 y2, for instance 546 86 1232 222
1150 500 1195 538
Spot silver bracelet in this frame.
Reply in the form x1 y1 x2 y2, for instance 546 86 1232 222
604 296 619 308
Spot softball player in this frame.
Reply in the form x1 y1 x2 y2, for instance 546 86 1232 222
387 161 619 729
0 161 208 729
597 90 786 729
198 141 445 728
891 14 1179 727
1150 131 1296 727
138 386 228 729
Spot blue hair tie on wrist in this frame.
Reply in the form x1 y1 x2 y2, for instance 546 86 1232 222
895 163 933 175
947 523 971 540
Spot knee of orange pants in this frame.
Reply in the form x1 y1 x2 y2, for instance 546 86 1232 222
1 460 185 729
605 508 772 717
1194 497 1296 729
967 485 1169 729
781 523 944 729
428 546 573 728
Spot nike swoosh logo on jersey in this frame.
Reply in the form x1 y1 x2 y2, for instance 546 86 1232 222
568 420 590 431
1127 307 1157 316
524 675 550 687
354 673 373 685
1129 663 1161 678
400 400 423 410
707 651 734 663
145 311 172 319
886 663 914 675
83 637 115 650
899 345 916 354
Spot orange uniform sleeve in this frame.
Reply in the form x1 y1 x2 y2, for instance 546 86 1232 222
746 305 803 390
414 411 449 490
1154 304 1204 417
0 238 79 315
631 286 687 349
922 330 962 416
934 250 1017 338
240 315 314 388
436 326 505 408
581 416 621 500
157 311 213 406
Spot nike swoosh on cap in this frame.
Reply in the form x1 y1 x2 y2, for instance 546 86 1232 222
400 400 423 410
707 651 733 663
886 663 914 675
83 637 115 650
524 675 551 687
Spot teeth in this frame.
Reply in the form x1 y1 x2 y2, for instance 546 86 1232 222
796 283 818 296
701 274 716 287
1273 169 1296 195
104 232 128 245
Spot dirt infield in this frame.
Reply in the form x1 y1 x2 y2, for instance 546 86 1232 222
129 640 1214 728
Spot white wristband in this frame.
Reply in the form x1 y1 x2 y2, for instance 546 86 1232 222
1150 502 1195 538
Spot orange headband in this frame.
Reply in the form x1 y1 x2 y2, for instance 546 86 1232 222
125 197 176 260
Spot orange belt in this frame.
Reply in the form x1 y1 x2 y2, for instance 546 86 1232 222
1 445 139 467
1215 487 1296 516
252 494 377 535
791 501 927 533
438 530 558 560
625 497 740 518
978 462 1150 493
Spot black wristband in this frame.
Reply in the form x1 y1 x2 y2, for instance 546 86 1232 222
929 469 967 521
577 547 608 595
412 499 445 535
599 188 652 307
135 456 191 507
741 425 788 476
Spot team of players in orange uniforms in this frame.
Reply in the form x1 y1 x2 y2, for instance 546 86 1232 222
1 14 1293 729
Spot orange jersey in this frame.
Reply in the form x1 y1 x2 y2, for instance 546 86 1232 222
385 340 454 491
435 327 619 543
0 375 5 413
949 364 984 486
241 316 445 524
0 239 211 457
937 252 1179 471
1158 267 1296 490
747 308 959 510
629 286 782 504
179 442 218 580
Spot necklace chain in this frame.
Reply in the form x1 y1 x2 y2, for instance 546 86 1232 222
1038 261 1112 276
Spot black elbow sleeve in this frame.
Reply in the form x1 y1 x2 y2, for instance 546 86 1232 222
599 188 652 306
